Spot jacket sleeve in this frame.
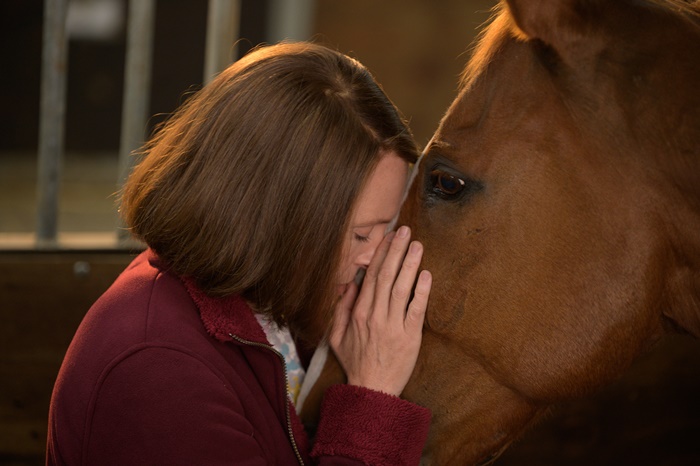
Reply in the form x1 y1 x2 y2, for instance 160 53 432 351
311 384 431 466
85 346 268 466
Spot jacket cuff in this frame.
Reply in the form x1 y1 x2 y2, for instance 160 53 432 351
311 384 431 466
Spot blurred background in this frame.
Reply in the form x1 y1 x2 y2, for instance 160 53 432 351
2 1 699 465
0 0 496 240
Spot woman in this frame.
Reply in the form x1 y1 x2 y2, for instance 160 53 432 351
47 42 432 465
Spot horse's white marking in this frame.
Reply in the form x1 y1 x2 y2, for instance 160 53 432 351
387 148 427 232
297 148 428 413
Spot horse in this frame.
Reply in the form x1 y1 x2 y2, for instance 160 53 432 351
298 0 700 464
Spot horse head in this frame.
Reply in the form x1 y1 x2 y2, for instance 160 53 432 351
400 0 700 463
300 1 700 464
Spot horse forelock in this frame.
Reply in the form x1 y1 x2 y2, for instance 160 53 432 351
458 3 513 92
658 0 700 17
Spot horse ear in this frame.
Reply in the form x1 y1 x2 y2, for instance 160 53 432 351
504 0 599 59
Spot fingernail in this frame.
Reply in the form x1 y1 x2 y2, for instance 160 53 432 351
397 226 409 238
410 241 421 254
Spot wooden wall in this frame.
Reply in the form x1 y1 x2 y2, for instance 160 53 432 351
313 0 498 147
0 251 137 465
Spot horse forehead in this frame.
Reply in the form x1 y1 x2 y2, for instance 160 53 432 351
442 33 575 141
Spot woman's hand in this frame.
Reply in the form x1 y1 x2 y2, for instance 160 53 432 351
329 225 432 396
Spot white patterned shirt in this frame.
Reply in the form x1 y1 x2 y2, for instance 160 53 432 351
254 313 306 406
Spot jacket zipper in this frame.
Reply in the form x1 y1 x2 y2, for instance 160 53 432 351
229 333 305 466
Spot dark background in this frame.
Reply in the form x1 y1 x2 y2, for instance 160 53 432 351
0 0 270 153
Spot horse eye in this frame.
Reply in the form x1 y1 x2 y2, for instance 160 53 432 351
430 169 466 198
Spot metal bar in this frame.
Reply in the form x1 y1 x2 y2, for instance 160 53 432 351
116 0 155 241
267 0 316 44
204 0 241 84
36 0 69 247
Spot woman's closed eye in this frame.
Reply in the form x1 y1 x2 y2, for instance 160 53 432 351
354 233 370 243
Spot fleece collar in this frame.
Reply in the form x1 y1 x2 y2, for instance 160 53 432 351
181 276 268 345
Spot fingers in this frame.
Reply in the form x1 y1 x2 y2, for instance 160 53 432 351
370 226 420 320
354 225 430 331
354 230 396 311
370 226 411 307
387 238 425 322
405 270 431 334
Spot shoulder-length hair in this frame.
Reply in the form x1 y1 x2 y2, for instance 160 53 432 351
120 42 418 344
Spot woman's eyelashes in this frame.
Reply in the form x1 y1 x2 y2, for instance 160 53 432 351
354 233 370 243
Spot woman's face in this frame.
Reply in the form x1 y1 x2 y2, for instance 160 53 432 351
336 151 409 293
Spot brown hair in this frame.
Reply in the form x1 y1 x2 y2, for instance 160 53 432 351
120 42 418 344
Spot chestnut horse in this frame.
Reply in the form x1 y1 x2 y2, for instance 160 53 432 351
299 0 700 464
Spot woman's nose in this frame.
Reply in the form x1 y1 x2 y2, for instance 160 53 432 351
356 236 383 267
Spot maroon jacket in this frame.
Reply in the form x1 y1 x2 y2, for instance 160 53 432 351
47 249 430 465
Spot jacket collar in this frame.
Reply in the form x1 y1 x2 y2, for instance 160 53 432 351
182 277 269 345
